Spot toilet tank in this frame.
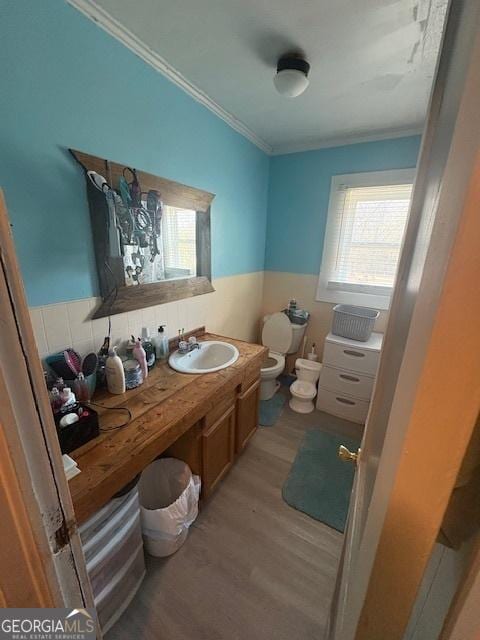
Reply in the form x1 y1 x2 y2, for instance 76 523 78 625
288 322 307 354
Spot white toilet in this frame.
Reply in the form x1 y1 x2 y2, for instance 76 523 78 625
289 358 322 413
260 313 306 401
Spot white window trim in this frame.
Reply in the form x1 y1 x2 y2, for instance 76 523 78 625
316 168 416 310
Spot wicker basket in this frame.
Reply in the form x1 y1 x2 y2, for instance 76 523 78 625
332 304 379 342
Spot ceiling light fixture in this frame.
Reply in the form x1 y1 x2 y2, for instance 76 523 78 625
273 54 310 98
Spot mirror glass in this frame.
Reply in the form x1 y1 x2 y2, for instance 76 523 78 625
122 204 197 286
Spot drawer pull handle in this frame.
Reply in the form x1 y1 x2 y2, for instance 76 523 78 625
339 374 360 383
343 349 365 358
336 397 356 406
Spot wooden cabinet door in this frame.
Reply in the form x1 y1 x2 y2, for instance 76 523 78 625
236 378 260 453
202 405 235 497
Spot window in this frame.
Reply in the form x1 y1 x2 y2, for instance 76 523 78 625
316 169 415 310
161 205 197 280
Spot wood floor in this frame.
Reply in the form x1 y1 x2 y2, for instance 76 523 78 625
107 396 361 640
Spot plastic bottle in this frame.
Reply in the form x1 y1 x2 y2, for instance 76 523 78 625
50 387 63 413
307 343 319 362
105 347 126 394
96 336 110 388
126 336 136 359
61 387 77 408
133 338 148 381
74 372 89 402
154 325 169 362
141 327 156 370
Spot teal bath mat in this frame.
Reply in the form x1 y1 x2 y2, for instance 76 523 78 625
282 429 360 532
259 393 286 426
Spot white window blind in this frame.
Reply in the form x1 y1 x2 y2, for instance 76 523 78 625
162 205 197 278
317 169 415 309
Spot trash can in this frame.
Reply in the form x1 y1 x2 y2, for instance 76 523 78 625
138 458 201 557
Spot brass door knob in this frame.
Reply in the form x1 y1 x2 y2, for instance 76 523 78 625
338 445 360 464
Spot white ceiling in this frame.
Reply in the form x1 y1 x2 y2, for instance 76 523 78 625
74 0 448 154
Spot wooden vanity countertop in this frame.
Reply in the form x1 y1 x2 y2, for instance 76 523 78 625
69 333 267 524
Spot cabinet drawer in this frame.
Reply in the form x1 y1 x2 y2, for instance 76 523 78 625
323 341 380 376
319 365 374 401
316 387 370 424
203 389 236 429
80 487 139 563
87 513 142 597
95 544 146 634
241 361 262 393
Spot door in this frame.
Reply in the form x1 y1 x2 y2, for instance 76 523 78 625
329 2 480 638
202 405 235 496
0 191 96 617
236 378 260 453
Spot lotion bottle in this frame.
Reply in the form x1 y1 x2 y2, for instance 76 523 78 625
105 347 126 394
133 338 148 381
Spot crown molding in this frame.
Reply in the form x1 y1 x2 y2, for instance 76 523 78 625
67 0 423 159
271 127 424 156
67 0 273 155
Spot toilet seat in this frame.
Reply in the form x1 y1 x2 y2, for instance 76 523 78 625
290 380 316 399
289 379 318 414
259 313 292 401
261 351 285 375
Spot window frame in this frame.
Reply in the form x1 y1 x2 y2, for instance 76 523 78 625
316 168 416 310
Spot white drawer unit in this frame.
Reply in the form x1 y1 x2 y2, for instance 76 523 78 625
317 331 383 424
80 487 140 563
95 544 146 634
79 485 146 634
316 388 370 424
322 332 382 376
319 364 374 401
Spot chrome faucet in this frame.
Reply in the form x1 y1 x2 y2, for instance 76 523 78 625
178 336 201 354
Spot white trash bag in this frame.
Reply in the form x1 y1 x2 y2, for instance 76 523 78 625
138 458 201 557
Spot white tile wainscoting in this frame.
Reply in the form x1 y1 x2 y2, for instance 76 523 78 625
29 272 264 360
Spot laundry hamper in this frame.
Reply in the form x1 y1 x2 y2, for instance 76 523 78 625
332 305 379 342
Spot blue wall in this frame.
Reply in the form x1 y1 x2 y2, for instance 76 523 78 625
1 2 422 307
265 136 421 274
0 1 269 306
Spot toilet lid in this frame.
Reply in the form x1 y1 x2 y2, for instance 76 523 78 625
262 312 292 354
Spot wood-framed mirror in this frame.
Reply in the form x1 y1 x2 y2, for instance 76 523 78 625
70 149 215 319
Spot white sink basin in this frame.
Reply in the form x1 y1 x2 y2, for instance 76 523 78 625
168 340 239 374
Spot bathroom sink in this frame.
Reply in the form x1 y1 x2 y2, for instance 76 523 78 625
168 341 239 374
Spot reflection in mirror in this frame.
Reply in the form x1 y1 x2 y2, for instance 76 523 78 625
123 205 197 286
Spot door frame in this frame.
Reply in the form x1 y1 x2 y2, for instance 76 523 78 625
0 191 96 617
440 537 480 640
332 1 480 637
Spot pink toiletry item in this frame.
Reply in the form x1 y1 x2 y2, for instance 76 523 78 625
64 348 81 376
133 338 148 380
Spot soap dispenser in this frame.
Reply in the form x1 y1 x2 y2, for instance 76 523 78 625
154 325 169 362
141 327 156 370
